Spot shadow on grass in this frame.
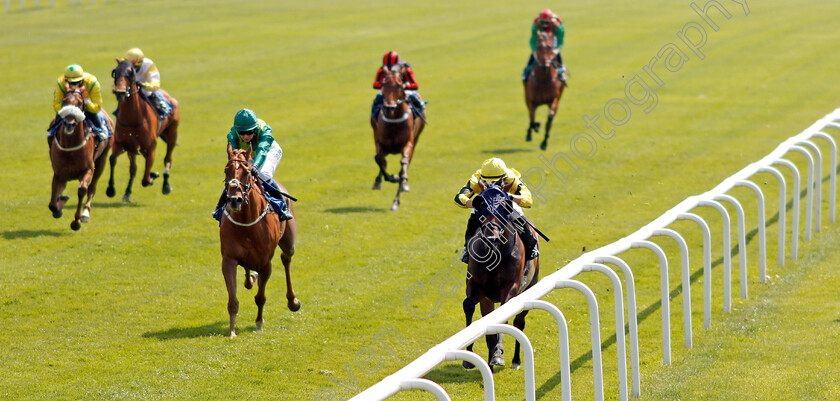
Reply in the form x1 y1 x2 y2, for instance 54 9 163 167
2 229 67 240
90 201 143 209
324 206 387 214
481 148 532 155
423 363 483 384
142 320 257 340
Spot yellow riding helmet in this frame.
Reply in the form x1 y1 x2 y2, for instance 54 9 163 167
480 158 508 180
126 48 144 66
64 64 84 82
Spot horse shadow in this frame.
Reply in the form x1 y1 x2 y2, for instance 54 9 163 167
90 202 142 209
324 206 387 214
481 148 532 155
423 363 483 384
2 229 66 240
142 320 257 340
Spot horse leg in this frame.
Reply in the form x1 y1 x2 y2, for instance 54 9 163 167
83 139 111 223
221 257 239 338
511 310 529 370
244 269 257 290
526 102 539 142
140 141 158 187
123 152 137 202
480 299 504 368
254 263 272 331
541 112 554 151
160 123 177 195
398 144 412 193
280 247 301 311
462 296 478 369
71 169 93 231
106 141 124 198
49 175 67 218
372 153 384 190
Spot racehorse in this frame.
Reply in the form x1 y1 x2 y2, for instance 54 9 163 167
48 86 113 230
461 185 540 370
219 147 300 338
524 30 565 151
371 65 425 211
107 58 180 202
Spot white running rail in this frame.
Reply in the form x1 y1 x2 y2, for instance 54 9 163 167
349 108 840 401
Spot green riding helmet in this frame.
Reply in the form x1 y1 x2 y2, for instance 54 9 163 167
233 108 259 132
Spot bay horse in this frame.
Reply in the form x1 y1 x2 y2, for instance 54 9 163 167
107 58 180 202
220 147 300 338
462 185 539 370
525 30 566 151
371 65 425 211
48 86 113 230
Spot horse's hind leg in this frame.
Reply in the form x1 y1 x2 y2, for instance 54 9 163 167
140 141 158 187
541 112 554 151
279 225 301 312
254 264 272 331
511 309 530 369
462 296 478 369
84 139 111 223
123 152 137 202
221 257 239 338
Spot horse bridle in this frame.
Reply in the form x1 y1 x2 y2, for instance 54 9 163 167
226 158 254 206
111 64 138 99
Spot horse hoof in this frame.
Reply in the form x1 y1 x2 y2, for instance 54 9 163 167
540 142 547 151
245 272 257 289
387 174 400 183
400 184 410 192
462 361 475 369
50 206 62 219
228 332 237 339
106 186 115 197
526 133 532 142
59 195 70 202
141 179 153 187
255 320 263 331
289 298 301 312
489 356 505 366
150 172 160 179
162 183 172 194
372 182 381 190
70 220 81 231
512 361 521 370
122 195 131 203
390 204 399 212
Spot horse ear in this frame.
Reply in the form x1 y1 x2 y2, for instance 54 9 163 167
245 143 253 159
226 143 235 160
115 56 122 63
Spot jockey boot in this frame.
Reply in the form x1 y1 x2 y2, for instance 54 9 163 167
261 178 294 221
522 54 536 82
408 92 426 116
212 190 226 221
557 64 568 82
150 91 171 118
515 217 539 261
85 110 103 133
461 213 482 263
371 93 383 120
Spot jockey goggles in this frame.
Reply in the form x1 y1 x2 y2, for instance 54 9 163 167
237 128 258 137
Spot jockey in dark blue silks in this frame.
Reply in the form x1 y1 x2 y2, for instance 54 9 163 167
212 108 293 222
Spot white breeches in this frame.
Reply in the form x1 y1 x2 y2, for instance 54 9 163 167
256 141 283 182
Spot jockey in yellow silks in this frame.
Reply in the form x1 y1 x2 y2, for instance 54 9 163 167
454 158 539 263
49 64 109 143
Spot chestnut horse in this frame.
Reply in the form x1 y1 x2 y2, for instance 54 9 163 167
220 147 300 338
371 65 425 211
462 185 539 370
107 58 180 202
48 86 113 230
525 30 566 151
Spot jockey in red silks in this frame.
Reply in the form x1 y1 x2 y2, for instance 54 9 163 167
371 51 426 120
522 9 567 82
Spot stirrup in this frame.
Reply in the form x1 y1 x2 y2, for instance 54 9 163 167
279 207 294 221
461 248 469 263
527 248 540 261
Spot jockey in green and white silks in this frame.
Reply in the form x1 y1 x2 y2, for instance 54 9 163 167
522 9 567 82
213 108 293 221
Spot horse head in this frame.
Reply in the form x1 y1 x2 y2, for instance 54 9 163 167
225 146 255 212
381 66 407 116
472 184 517 252
112 58 138 102
535 31 556 74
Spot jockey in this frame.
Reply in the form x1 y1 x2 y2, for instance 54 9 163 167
454 158 539 263
522 9 566 82
371 51 426 120
124 48 171 118
49 64 108 144
212 108 293 221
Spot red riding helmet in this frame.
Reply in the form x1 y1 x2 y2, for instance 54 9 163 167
539 9 554 22
383 51 400 67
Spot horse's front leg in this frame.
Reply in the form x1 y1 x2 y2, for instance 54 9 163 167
462 295 478 369
222 257 239 338
140 140 158 187
480 298 504 368
123 152 137 202
372 151 384 190
70 168 93 231
541 95 561 151
49 175 68 218
160 121 177 195
511 309 530 370
106 142 124 198
280 244 301 312
254 263 272 331
398 139 413 193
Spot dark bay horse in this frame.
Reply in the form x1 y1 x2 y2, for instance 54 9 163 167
525 30 565 151
107 58 180 202
371 65 425 211
48 87 113 230
220 147 300 338
462 185 539 370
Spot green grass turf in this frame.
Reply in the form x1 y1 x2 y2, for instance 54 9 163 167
1 0 839 399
